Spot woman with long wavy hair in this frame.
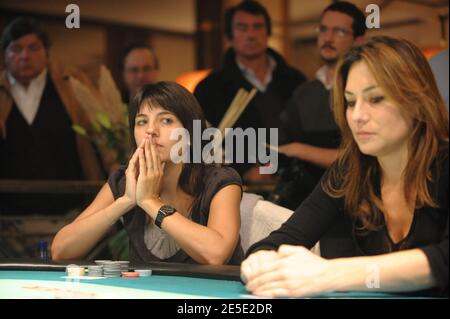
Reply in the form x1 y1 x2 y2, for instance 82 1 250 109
241 36 448 297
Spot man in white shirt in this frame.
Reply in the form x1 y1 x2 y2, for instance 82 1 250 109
6 60 47 126
0 17 104 216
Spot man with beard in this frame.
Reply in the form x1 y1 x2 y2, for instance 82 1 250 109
271 2 366 209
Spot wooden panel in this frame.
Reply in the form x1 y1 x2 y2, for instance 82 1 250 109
0 180 103 194
196 0 224 69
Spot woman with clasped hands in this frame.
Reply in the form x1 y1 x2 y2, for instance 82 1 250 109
52 82 243 265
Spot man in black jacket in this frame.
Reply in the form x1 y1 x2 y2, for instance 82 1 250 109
194 0 306 180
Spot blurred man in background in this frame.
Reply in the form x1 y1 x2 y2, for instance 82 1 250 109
0 17 105 215
272 2 366 209
0 17 107 258
121 43 159 103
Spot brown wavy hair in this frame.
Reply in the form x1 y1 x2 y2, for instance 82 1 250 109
324 36 449 232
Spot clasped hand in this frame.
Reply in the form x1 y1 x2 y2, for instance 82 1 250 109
240 245 333 298
123 135 165 208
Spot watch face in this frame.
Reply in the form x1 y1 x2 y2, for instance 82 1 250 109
161 205 176 215
155 205 176 228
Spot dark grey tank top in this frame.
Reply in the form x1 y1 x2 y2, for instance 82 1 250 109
108 165 244 265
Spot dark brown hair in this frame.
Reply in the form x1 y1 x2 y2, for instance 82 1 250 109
129 81 211 212
325 36 449 232
1 17 50 53
321 1 367 37
224 0 271 40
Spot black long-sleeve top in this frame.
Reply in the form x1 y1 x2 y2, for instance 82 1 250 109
247 150 449 296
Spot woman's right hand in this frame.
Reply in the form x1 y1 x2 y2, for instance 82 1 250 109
121 140 145 207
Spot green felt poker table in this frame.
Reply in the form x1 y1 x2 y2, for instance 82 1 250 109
0 260 439 299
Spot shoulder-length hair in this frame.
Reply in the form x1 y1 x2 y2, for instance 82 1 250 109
324 36 449 232
129 81 210 212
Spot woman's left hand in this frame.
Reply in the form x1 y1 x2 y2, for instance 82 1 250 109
245 245 333 298
136 136 165 208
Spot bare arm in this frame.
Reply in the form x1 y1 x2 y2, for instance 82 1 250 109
140 184 242 265
51 184 134 261
52 145 141 261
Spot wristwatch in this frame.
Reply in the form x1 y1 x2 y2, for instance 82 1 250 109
155 205 176 228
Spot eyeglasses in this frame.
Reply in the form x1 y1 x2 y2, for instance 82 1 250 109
315 25 354 38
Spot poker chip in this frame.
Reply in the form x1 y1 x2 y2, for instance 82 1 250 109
117 260 130 273
135 269 152 277
95 260 121 277
122 272 139 278
94 260 130 277
87 265 103 277
66 264 85 277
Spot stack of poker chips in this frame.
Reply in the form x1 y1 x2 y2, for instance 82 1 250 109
94 260 130 278
66 264 85 277
87 265 103 277
94 260 111 266
103 261 121 278
117 261 130 273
